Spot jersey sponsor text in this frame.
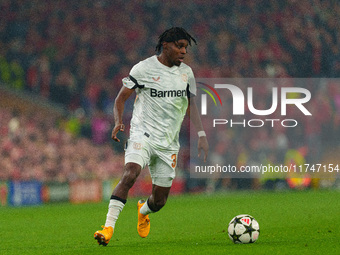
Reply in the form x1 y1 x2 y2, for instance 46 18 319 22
150 88 187 98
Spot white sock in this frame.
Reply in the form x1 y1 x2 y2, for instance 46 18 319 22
105 199 125 228
140 200 154 215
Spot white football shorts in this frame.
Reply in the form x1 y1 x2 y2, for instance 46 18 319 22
124 134 178 187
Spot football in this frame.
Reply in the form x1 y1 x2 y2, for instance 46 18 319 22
227 214 260 244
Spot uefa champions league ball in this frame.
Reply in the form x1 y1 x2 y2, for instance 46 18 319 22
228 214 260 244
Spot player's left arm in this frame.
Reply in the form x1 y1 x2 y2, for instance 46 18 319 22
187 97 209 162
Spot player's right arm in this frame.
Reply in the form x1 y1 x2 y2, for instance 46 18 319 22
112 86 135 142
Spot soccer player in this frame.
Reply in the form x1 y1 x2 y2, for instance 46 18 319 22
94 27 209 246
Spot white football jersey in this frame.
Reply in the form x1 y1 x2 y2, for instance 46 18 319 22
122 55 196 150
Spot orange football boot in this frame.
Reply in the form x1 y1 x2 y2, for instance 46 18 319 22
94 226 113 246
137 200 150 238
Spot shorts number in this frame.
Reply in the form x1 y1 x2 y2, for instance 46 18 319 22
171 154 177 168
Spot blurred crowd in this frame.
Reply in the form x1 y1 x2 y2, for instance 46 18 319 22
0 107 125 181
1 0 340 112
1 0 340 187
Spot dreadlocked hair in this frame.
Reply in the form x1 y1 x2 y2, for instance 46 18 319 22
155 27 197 53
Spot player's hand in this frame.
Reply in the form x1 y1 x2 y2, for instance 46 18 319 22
111 124 125 142
198 136 209 162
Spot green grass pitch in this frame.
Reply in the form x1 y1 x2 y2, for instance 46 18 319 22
0 190 339 255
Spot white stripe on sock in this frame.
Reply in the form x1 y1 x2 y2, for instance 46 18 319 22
140 200 154 215
105 199 125 228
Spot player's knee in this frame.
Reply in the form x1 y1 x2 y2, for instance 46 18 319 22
121 173 138 188
121 164 141 188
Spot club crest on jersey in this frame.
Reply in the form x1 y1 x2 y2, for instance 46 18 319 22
152 76 160 82
181 73 188 82
133 142 142 150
